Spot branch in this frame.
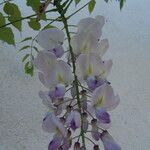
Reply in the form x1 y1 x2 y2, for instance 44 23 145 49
0 8 57 29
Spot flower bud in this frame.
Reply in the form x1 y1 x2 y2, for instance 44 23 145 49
91 119 100 141
74 142 80 150
81 90 87 110
82 112 88 132
100 131 121 150
93 145 100 150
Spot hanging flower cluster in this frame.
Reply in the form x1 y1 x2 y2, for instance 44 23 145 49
34 15 121 150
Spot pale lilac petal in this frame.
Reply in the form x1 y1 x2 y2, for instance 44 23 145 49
77 16 104 39
76 53 105 81
34 51 57 74
57 60 73 85
42 113 56 133
39 91 53 109
101 131 121 150
36 28 65 50
48 134 62 150
66 111 81 131
48 45 64 58
49 84 66 99
102 59 113 77
38 72 56 89
52 115 68 137
86 76 106 90
92 83 120 111
71 32 98 55
95 109 111 124
98 39 109 57
95 15 105 29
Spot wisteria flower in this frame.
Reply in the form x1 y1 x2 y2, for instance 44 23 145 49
76 53 112 90
36 28 65 58
71 16 109 56
91 83 120 128
66 111 81 131
42 113 67 137
34 51 73 98
100 131 121 150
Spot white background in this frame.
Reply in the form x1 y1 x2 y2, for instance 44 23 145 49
0 0 150 149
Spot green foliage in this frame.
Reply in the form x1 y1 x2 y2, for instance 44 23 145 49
24 61 34 76
43 24 56 30
28 18 41 30
4 2 22 31
0 27 15 45
26 0 41 12
88 0 96 13
119 0 125 10
19 45 30 51
0 12 6 26
21 37 32 43
22 54 30 62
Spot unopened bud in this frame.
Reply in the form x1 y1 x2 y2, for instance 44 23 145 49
93 145 100 150
74 142 80 150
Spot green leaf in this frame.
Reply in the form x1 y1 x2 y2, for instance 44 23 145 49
22 54 30 62
26 0 40 12
0 27 15 45
43 24 56 30
24 61 34 76
0 12 6 27
75 0 80 5
4 2 22 31
19 45 30 51
33 46 39 52
28 18 41 30
21 37 32 43
88 0 96 13
120 0 125 10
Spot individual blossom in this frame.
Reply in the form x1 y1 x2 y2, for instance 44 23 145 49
71 16 109 56
34 51 73 99
42 113 67 137
39 91 63 115
36 28 65 58
48 133 62 150
91 119 100 141
76 53 112 90
91 83 120 129
100 131 121 150
66 111 81 131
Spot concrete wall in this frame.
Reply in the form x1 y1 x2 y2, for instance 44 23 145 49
0 0 150 149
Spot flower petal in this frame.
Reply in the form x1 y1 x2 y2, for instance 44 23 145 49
76 53 105 81
77 16 105 39
36 28 65 50
57 60 73 85
92 83 120 111
39 91 53 109
101 131 121 150
98 39 109 57
48 45 64 58
71 32 98 55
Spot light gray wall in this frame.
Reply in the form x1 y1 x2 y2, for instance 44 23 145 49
0 0 150 149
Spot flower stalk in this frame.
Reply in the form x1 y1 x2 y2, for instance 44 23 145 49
54 0 86 146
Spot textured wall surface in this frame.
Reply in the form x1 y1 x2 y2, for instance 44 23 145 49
0 0 150 149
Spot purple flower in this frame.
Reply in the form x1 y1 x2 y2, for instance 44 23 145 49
101 131 121 150
95 108 111 124
66 111 81 131
48 134 62 150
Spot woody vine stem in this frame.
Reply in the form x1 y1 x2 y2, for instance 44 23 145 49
55 1 86 146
